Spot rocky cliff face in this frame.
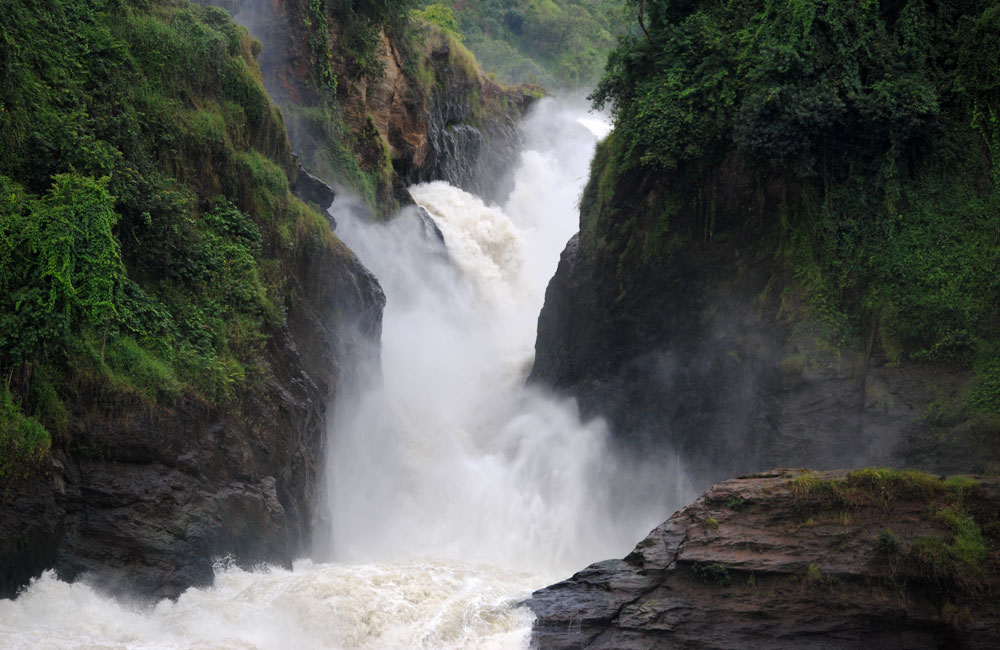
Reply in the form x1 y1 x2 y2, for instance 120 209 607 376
529 469 1000 649
0 0 390 598
224 0 535 209
2 0 531 600
0 218 383 599
530 153 995 489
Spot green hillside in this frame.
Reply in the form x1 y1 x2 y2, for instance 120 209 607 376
0 0 340 478
415 0 629 88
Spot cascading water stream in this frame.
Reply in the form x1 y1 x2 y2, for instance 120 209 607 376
0 100 692 650
323 101 680 574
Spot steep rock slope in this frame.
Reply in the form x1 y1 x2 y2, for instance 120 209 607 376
531 208 973 485
1 243 382 599
0 0 383 599
223 0 537 210
529 469 1000 649
530 1 1000 485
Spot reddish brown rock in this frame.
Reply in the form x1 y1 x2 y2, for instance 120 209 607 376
227 0 536 207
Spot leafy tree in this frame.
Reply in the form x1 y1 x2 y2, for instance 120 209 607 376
416 0 629 87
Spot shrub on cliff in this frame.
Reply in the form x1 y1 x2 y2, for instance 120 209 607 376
0 175 126 365
0 384 50 480
411 3 462 38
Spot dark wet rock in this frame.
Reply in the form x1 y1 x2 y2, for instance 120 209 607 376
0 236 384 600
416 206 445 245
531 215 978 490
409 38 530 203
528 470 1000 650
292 162 338 223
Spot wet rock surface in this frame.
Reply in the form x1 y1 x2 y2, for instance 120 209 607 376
528 469 1000 649
0 239 384 600
531 216 978 490
291 162 338 217
412 38 530 203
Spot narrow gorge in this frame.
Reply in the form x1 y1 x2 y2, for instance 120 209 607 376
1 0 998 648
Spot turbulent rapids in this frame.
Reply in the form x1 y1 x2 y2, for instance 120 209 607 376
0 101 690 650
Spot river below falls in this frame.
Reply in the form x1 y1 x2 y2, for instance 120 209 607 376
0 100 692 650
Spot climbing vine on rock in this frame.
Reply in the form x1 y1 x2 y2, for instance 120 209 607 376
0 174 126 366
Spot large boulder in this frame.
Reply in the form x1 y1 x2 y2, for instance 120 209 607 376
528 469 1000 649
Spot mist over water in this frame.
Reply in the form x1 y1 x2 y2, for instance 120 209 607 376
325 100 685 575
0 100 692 649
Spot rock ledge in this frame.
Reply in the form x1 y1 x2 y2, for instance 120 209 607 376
528 469 1000 649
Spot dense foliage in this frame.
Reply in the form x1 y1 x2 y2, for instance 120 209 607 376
410 3 462 37
588 0 1000 399
415 0 629 88
0 0 337 473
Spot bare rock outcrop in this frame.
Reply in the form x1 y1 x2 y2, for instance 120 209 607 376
528 469 1000 649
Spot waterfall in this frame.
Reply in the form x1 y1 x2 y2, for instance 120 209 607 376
0 99 693 650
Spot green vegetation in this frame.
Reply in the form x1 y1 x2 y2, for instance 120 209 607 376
908 515 987 595
794 468 955 508
0 0 341 478
290 0 412 213
726 497 748 511
790 470 820 497
778 353 807 375
415 0 629 87
792 469 995 598
0 384 51 480
875 529 901 556
293 0 484 216
290 0 537 216
403 17 490 101
304 0 339 99
411 3 462 38
585 0 1000 414
692 562 732 586
281 103 386 212
326 0 413 79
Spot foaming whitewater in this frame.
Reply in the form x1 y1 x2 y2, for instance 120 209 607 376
325 100 688 576
0 563 535 650
0 100 694 649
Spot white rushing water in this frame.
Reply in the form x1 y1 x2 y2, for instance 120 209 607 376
0 100 692 650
